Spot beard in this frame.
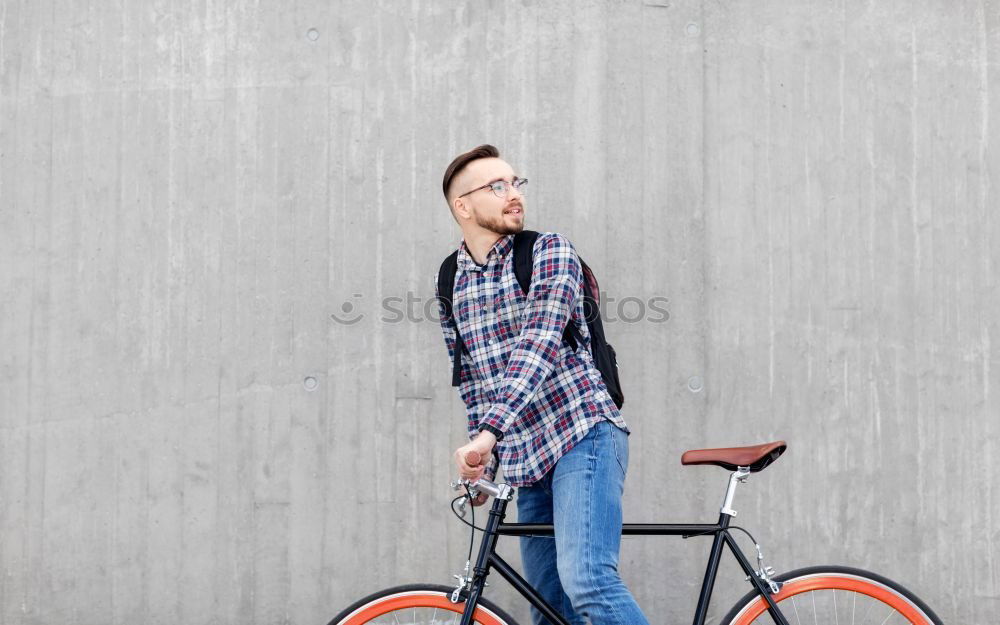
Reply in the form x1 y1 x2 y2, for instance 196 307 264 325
473 208 524 236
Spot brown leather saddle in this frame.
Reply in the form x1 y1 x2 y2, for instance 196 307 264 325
681 440 787 473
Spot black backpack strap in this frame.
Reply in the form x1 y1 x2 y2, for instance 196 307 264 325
512 230 582 351
437 250 466 386
511 230 540 296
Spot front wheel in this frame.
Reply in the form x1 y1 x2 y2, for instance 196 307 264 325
328 583 520 625
721 566 942 625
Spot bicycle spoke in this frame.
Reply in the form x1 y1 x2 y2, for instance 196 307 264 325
790 595 802 625
858 596 876 625
811 589 817 625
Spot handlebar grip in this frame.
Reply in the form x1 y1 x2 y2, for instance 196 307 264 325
465 450 482 467
455 451 504 499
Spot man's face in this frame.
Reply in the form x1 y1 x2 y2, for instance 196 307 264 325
453 157 525 236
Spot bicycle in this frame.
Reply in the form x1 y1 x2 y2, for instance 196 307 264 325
330 440 942 624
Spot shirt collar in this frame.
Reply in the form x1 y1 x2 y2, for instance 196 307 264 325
456 234 514 271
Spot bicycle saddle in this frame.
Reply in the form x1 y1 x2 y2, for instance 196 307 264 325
681 440 787 473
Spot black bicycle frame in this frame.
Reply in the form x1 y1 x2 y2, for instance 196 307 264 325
459 495 791 625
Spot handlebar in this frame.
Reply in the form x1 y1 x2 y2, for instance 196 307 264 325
454 451 504 500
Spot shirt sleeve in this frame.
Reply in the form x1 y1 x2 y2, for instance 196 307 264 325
477 233 583 438
435 271 494 445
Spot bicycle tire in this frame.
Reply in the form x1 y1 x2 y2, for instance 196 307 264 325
720 565 943 625
328 583 521 625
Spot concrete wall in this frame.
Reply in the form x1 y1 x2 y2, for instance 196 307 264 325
1 0 996 623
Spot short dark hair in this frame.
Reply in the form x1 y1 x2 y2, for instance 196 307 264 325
442 144 500 206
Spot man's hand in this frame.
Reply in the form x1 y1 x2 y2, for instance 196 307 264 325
453 430 498 482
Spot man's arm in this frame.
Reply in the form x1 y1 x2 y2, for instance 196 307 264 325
477 233 583 439
435 272 499 481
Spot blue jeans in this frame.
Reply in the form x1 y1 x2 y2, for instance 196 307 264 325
516 420 649 625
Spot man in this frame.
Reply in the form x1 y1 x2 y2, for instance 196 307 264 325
435 144 649 625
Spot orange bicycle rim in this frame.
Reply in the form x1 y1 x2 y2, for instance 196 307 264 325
338 590 508 625
729 573 934 624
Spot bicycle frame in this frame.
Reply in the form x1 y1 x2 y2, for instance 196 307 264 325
458 475 792 625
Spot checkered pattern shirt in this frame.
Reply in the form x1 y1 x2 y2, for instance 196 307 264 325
435 232 629 487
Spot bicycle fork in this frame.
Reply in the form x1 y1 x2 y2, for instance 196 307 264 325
458 505 499 624
453 482 574 625
457 486 510 625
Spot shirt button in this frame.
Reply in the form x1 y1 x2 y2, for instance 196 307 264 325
489 339 496 345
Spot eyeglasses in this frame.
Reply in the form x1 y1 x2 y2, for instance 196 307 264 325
457 177 528 199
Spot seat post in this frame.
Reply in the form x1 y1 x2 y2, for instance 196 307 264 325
720 466 751 516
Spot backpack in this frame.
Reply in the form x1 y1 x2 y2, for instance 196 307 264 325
436 230 624 409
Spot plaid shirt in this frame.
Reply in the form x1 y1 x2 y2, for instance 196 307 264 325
435 232 629 487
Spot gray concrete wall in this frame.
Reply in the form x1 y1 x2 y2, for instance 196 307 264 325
0 0 996 623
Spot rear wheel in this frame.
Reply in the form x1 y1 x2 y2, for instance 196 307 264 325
721 566 942 625
328 583 520 625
